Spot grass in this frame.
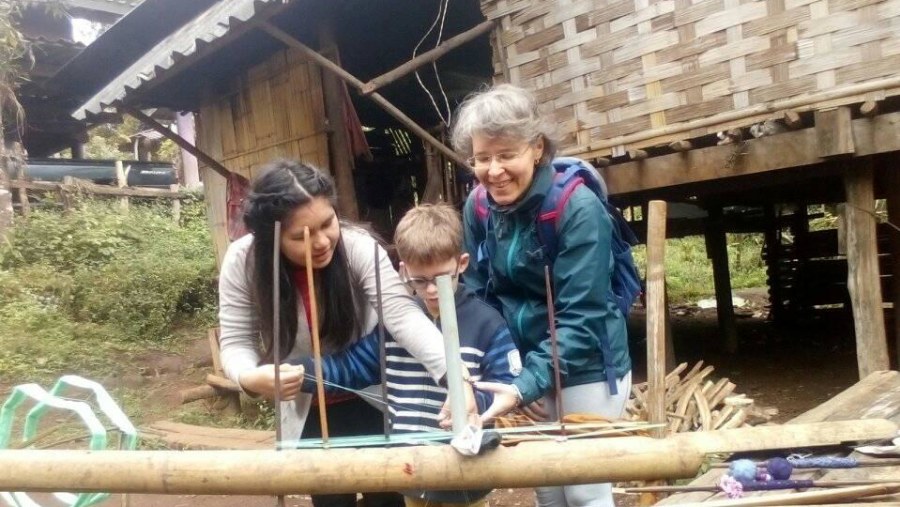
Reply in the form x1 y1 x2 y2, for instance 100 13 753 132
631 233 767 305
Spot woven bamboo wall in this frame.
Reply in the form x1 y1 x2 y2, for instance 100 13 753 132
196 47 329 264
481 0 900 157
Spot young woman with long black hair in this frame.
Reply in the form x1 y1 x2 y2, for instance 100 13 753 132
218 159 447 507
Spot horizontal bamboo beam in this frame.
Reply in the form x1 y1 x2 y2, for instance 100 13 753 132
0 420 893 496
0 436 705 495
360 20 495 95
8 179 189 199
563 74 900 155
260 21 470 169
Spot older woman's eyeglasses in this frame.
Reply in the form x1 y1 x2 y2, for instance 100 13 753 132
402 268 460 292
466 145 530 168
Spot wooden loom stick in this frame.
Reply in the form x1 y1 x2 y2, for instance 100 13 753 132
272 221 286 507
544 265 566 438
373 242 390 440
304 226 330 446
624 480 900 493
670 483 900 507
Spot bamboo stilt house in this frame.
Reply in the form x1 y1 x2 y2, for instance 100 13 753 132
71 0 900 376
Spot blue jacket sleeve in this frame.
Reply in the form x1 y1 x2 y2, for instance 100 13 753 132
474 323 520 413
512 187 616 404
287 331 382 394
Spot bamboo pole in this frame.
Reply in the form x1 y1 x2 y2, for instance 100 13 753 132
436 274 468 433
120 106 232 180
561 75 900 155
0 418 895 495
361 20 495 95
0 436 705 495
259 22 470 169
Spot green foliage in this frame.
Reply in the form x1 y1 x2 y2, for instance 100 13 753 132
632 233 767 304
84 116 178 162
0 200 217 384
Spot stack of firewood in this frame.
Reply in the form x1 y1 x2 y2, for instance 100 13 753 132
626 361 778 434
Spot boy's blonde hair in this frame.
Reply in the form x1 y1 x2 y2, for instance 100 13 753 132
394 203 463 266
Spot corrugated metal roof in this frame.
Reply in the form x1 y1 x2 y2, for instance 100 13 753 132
65 0 142 16
73 0 281 120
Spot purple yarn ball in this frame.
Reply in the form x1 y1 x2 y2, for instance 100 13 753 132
767 457 793 480
729 459 758 483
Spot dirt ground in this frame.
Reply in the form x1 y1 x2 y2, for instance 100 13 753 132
9 289 868 507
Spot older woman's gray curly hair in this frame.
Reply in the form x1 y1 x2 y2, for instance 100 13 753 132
450 84 558 166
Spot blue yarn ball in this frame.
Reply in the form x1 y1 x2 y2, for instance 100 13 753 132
767 457 793 480
729 459 758 483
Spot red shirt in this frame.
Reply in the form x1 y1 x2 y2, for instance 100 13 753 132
292 268 355 406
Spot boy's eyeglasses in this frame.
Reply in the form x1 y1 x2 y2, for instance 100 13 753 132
466 145 530 168
402 268 460 292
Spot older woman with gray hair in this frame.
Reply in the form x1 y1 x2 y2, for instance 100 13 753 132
454 84 632 507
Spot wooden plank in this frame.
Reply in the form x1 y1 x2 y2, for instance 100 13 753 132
816 106 855 157
791 371 900 424
844 159 890 379
646 200 668 439
600 111 900 195
141 421 274 450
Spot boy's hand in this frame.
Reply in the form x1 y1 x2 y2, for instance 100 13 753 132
238 363 304 401
437 380 481 430
473 381 520 424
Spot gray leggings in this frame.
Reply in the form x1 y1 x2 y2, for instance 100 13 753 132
534 372 632 507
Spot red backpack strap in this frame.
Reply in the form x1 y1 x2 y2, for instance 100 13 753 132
536 172 585 260
473 184 489 229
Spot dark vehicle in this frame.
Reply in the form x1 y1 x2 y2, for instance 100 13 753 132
24 159 178 188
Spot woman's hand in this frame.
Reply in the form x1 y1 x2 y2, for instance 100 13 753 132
473 381 521 424
238 363 304 401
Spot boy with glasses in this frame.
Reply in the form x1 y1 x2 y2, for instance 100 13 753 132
289 203 520 507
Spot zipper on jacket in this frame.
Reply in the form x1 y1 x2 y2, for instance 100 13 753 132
514 304 527 344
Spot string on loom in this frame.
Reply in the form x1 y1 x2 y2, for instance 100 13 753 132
278 372 647 449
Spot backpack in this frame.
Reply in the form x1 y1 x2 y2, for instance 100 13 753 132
471 157 642 396
472 157 642 318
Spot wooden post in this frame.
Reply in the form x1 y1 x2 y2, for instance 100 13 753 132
0 189 12 241
60 176 75 212
13 148 30 217
318 12 360 221
763 205 782 322
115 161 129 211
645 201 668 439
422 142 443 203
843 158 889 378
170 184 182 224
705 207 738 353
888 167 900 369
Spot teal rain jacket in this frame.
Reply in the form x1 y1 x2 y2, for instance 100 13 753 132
463 164 632 404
